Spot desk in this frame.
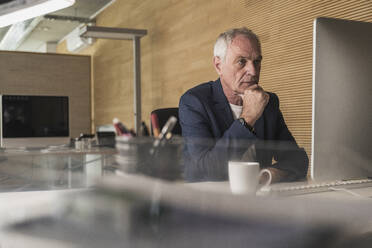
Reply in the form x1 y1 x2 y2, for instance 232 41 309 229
0 147 117 247
0 189 88 248
0 147 117 192
1 171 372 247
1 174 372 247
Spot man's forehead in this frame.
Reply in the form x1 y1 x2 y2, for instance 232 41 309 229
228 35 261 58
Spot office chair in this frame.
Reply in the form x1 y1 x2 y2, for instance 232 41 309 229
150 107 182 136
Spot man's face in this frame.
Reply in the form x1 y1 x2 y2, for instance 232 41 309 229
214 35 262 95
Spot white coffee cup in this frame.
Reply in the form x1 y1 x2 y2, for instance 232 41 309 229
228 161 272 195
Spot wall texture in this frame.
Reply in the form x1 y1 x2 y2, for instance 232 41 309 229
57 0 372 167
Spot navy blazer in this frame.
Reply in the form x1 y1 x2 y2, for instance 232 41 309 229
179 79 308 182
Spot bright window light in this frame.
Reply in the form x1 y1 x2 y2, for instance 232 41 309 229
0 0 75 28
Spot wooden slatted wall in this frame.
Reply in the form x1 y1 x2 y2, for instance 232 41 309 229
57 0 372 173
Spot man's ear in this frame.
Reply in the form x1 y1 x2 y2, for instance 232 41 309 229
213 56 223 76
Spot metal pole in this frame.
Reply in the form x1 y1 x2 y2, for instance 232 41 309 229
133 37 141 135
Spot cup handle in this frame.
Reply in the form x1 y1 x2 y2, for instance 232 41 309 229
258 169 272 188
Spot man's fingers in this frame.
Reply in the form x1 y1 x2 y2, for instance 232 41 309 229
243 84 260 95
248 84 260 91
243 86 268 100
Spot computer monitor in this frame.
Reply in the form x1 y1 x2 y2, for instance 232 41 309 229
0 95 70 148
311 17 372 181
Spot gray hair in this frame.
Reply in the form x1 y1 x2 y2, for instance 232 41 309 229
213 27 261 61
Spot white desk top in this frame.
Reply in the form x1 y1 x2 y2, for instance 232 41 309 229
1 175 372 248
0 189 88 248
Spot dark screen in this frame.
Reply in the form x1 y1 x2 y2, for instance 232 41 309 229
2 95 69 138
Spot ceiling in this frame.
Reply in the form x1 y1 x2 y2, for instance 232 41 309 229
0 0 115 52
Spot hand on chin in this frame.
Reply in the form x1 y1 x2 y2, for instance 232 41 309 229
236 82 256 94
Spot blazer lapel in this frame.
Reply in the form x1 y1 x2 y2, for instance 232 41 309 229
254 114 265 139
212 79 234 131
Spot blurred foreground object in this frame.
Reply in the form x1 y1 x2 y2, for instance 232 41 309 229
116 132 183 181
4 173 372 247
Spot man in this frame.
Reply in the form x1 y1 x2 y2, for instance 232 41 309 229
179 27 308 182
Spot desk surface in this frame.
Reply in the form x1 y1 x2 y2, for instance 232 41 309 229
0 189 88 248
1 146 117 156
2 140 370 247
1 175 372 248
0 147 117 193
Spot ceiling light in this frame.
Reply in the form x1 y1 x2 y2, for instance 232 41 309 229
0 0 75 28
80 26 147 40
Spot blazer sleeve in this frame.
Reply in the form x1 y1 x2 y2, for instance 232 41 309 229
179 92 258 181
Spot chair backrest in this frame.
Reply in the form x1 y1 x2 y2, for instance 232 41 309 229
150 107 182 136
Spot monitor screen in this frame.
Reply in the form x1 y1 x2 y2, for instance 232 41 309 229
311 17 372 181
2 95 69 138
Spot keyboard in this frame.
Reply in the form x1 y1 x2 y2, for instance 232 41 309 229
266 178 372 196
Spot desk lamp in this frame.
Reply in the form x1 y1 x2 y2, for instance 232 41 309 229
80 26 147 134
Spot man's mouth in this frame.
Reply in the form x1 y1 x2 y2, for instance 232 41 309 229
241 81 257 85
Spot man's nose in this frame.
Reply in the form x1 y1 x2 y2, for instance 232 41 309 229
244 61 257 76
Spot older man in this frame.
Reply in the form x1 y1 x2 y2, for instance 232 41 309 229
179 27 308 182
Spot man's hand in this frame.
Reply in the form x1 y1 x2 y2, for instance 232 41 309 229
239 84 269 126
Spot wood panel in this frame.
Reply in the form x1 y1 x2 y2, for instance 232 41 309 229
57 0 372 173
0 51 91 138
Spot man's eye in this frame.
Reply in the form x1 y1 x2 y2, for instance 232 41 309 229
238 59 246 66
254 59 261 65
